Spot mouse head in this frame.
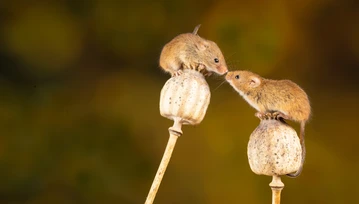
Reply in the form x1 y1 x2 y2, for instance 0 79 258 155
225 70 262 95
196 39 228 75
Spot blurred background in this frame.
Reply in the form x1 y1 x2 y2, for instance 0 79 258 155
0 0 358 203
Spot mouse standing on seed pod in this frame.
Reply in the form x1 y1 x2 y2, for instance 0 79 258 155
226 70 311 178
159 25 228 77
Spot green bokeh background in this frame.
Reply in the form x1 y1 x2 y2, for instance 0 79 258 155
0 0 358 203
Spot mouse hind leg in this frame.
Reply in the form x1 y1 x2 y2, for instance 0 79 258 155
168 60 184 77
172 69 183 77
255 111 290 121
272 111 291 122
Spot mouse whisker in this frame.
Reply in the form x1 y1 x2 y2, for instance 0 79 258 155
225 52 237 61
213 80 227 92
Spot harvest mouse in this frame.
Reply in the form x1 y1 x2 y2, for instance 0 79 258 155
226 70 311 178
159 25 228 77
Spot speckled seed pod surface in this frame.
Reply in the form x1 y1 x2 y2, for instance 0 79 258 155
247 119 302 176
160 69 210 125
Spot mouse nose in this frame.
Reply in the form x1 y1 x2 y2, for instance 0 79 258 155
222 65 228 73
225 72 233 80
217 65 228 75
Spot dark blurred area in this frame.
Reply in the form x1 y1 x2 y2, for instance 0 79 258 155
0 0 358 203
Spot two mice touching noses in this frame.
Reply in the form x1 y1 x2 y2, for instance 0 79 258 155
159 25 311 178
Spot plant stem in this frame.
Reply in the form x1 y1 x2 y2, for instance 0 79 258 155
145 119 182 204
269 175 284 204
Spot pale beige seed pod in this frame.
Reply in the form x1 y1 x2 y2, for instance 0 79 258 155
247 119 302 176
146 69 211 204
248 118 302 204
160 69 211 125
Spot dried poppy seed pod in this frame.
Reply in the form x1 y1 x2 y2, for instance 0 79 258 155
160 69 211 125
146 69 211 204
247 119 302 176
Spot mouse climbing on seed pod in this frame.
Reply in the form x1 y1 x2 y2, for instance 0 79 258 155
226 70 311 178
159 24 228 77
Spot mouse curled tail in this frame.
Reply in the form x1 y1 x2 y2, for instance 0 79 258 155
287 121 306 178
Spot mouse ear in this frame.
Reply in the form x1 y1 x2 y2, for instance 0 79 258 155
196 41 209 51
249 76 261 88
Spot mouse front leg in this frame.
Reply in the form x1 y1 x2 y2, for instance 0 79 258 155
196 63 206 72
203 72 212 77
197 63 212 77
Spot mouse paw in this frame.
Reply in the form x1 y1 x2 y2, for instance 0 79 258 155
172 70 183 77
255 112 267 120
197 63 206 72
256 112 283 120
264 112 274 120
203 72 212 77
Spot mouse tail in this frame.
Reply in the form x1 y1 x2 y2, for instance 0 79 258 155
193 24 201 35
286 121 306 178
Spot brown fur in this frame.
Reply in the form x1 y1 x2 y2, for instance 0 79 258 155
226 70 311 177
159 25 228 76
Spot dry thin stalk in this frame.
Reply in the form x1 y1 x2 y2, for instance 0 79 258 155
145 119 183 204
269 175 284 204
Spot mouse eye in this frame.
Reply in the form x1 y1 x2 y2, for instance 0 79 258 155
235 75 240 79
214 58 219 63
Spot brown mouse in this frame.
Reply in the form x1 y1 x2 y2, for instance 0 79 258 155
226 70 311 178
159 25 228 77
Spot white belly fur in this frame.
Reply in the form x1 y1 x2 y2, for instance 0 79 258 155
232 84 261 111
